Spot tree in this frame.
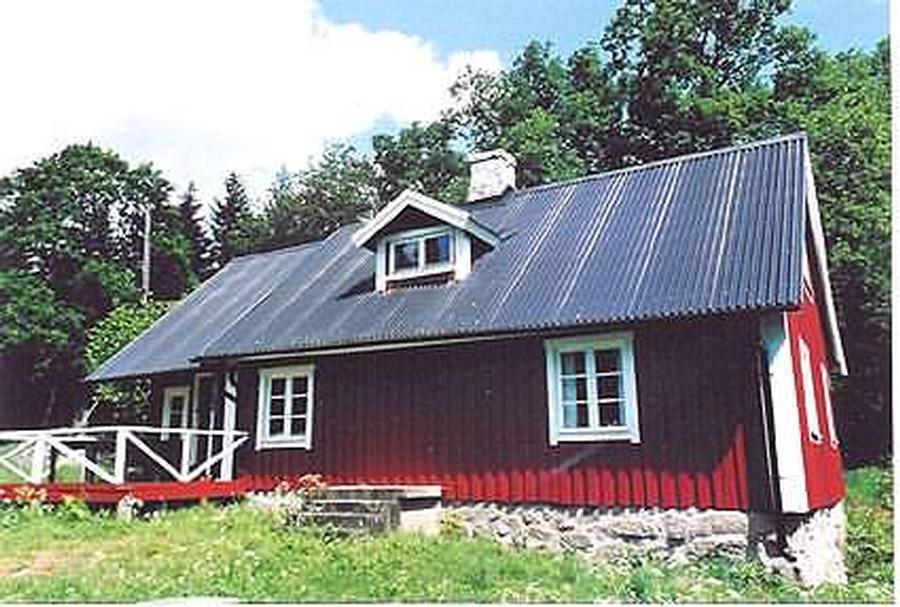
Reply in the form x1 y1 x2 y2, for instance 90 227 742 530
373 122 468 203
84 299 172 423
210 173 263 267
601 0 790 160
261 144 379 249
0 143 187 424
450 41 590 186
177 182 213 281
0 270 86 425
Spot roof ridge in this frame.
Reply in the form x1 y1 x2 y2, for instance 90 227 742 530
515 132 807 196
228 224 357 262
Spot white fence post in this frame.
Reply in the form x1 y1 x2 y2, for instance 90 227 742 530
30 435 47 484
114 429 128 484
180 431 191 478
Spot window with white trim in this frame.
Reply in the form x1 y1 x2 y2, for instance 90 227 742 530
257 365 315 449
820 363 839 447
798 338 822 443
545 333 640 444
385 227 456 281
161 385 191 441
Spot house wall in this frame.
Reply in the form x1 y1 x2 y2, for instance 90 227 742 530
221 316 776 512
786 279 845 509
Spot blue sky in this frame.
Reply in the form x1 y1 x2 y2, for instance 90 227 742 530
322 0 889 65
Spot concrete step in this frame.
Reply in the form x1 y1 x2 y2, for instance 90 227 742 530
305 498 400 527
286 510 393 534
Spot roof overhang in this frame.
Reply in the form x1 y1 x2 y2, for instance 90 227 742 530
351 189 500 250
803 148 848 375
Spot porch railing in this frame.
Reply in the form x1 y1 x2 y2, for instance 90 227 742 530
0 426 249 485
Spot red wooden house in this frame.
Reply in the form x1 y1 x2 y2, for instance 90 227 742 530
80 134 846 570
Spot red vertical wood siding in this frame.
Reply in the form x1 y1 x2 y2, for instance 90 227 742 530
786 274 846 509
232 316 774 511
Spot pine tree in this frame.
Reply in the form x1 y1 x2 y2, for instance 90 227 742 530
210 173 260 268
177 182 212 280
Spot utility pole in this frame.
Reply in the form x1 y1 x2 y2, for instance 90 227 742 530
141 206 151 302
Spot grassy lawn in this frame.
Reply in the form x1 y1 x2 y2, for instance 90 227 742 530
0 466 892 603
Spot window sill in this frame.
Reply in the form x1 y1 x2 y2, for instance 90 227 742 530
386 263 456 283
256 439 311 451
554 428 640 444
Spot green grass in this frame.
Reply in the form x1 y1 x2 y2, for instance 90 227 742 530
0 466 892 602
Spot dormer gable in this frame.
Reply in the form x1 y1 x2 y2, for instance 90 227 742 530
352 189 500 292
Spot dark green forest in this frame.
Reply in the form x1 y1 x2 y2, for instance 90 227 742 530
0 0 890 464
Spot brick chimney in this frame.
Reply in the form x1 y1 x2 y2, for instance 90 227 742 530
466 149 517 202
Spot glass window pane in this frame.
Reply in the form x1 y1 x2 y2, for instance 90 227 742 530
424 234 451 264
562 402 590 429
393 241 419 271
292 393 308 416
269 418 284 436
599 403 622 427
560 351 585 375
292 376 308 396
271 377 286 396
597 375 621 399
290 417 306 436
562 404 578 428
562 377 587 401
595 348 620 373
169 409 183 428
269 396 285 416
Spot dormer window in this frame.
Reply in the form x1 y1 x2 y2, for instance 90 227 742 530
352 189 501 292
387 228 455 280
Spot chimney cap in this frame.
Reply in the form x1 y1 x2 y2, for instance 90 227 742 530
467 148 517 167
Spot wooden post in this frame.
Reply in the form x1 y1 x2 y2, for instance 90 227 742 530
220 372 238 481
48 449 58 483
114 429 128 484
30 435 47 484
180 431 191 478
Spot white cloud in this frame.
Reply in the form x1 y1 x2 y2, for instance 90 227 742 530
0 0 501 207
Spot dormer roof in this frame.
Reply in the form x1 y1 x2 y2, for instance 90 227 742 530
351 189 501 250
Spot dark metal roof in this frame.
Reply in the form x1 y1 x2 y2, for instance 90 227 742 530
90 133 810 381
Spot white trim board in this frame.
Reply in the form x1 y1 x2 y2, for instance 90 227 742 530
352 189 500 249
803 150 847 375
760 312 810 513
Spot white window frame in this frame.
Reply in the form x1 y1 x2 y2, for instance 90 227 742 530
798 338 823 443
161 385 191 441
820 363 839 448
385 226 456 280
256 364 315 450
544 332 641 445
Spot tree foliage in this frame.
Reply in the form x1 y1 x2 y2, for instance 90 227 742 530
210 172 263 267
177 182 213 281
84 300 172 422
260 143 380 249
0 144 197 423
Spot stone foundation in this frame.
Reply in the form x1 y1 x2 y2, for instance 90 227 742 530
445 501 847 587
749 501 847 587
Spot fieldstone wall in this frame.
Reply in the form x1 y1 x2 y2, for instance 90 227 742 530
445 501 847 587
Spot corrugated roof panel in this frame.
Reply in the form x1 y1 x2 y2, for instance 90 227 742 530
90 133 811 381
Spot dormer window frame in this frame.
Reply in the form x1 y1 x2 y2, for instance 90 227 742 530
385 226 456 282
376 226 473 291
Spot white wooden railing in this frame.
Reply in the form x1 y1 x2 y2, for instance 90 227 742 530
0 426 249 485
